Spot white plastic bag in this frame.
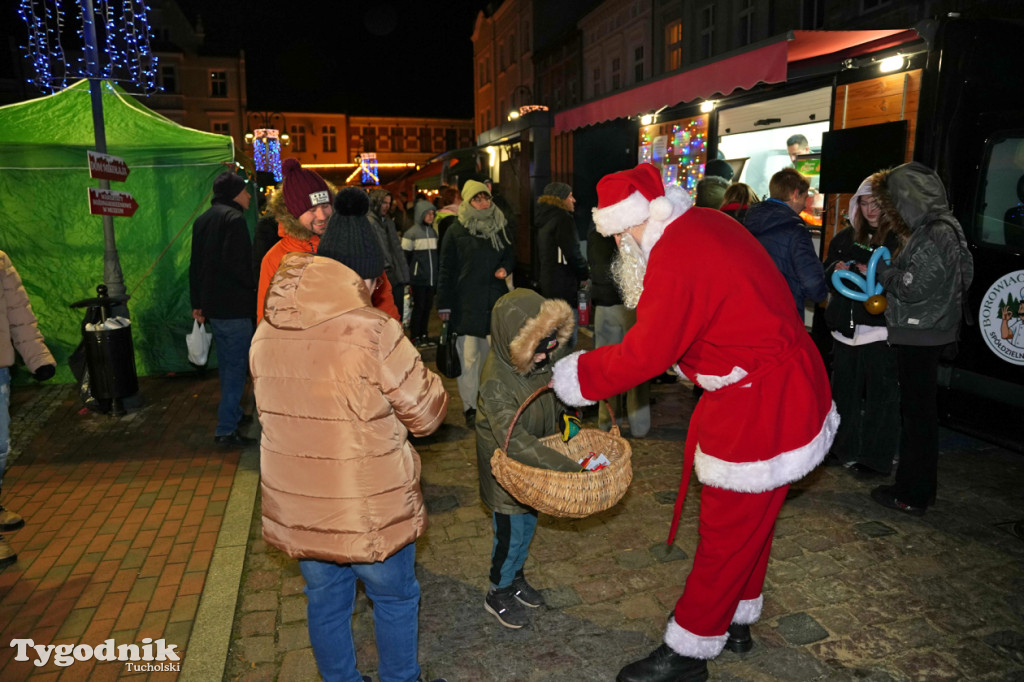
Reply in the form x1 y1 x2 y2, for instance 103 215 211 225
186 320 213 366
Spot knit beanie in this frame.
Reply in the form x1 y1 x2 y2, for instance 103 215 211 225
542 181 572 200
317 187 384 280
461 179 491 202
281 158 331 218
705 159 735 181
213 172 246 200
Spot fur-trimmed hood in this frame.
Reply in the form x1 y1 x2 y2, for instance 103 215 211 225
537 194 572 212
491 289 575 375
267 181 338 240
871 162 952 242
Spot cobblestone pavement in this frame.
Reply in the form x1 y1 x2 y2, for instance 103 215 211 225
226 349 1024 682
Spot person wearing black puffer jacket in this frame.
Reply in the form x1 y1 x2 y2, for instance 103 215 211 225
535 181 589 313
823 176 901 478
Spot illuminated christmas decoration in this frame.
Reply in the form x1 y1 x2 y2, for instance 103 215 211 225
637 115 708 200
250 129 283 182
17 0 159 94
359 153 379 185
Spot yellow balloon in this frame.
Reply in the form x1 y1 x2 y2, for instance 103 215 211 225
864 295 887 315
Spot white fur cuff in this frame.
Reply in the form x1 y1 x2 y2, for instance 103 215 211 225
732 595 763 625
664 619 728 660
551 350 596 407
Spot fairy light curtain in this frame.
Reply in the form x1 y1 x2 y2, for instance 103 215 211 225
18 0 159 94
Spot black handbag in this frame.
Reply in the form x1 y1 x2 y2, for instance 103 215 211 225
436 321 461 378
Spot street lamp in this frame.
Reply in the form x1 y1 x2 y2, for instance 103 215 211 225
245 112 290 182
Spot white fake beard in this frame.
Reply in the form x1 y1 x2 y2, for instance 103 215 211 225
610 233 647 309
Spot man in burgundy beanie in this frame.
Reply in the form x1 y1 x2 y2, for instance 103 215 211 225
259 159 399 323
551 163 837 682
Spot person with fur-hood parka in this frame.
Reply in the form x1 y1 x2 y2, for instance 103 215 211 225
475 289 578 629
868 161 973 517
257 160 398 323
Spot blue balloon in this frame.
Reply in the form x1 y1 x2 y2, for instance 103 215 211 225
831 246 891 301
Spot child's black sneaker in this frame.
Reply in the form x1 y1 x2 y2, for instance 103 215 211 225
485 586 529 628
511 574 544 608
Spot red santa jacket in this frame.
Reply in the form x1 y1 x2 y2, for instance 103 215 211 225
554 207 837 511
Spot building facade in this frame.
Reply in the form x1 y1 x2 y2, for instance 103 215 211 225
471 0 535 136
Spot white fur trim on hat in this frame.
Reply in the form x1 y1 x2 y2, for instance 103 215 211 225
640 184 692 258
732 595 763 625
694 402 840 492
551 351 596 407
664 619 728 659
593 190 652 237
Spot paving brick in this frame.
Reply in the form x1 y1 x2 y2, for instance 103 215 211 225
168 593 199 623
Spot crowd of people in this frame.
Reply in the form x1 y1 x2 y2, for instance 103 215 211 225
0 150 963 682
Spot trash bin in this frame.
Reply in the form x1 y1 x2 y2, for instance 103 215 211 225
70 285 138 401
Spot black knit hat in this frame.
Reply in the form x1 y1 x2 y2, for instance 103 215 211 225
213 172 246 200
705 159 735 181
318 188 384 280
542 181 572 200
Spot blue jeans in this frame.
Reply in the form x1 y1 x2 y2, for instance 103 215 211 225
490 511 538 588
299 542 421 682
0 367 9 489
209 318 253 436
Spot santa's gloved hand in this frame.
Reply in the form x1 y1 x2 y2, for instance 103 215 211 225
33 364 56 382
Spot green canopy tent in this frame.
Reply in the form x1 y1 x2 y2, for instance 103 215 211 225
0 80 235 384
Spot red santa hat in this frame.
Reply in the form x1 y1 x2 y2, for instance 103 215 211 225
593 163 692 256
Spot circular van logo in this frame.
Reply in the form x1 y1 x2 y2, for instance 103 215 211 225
979 269 1024 366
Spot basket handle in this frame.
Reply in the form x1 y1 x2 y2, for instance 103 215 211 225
501 385 616 453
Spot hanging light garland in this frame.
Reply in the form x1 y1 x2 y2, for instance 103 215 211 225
251 129 284 182
17 0 159 94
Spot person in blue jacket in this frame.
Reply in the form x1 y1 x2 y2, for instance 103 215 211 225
743 168 828 320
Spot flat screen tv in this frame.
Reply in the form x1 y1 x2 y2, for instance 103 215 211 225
818 121 909 194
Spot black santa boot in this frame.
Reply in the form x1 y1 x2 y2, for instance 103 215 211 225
616 644 708 682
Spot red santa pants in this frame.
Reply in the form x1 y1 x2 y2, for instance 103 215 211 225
670 483 788 653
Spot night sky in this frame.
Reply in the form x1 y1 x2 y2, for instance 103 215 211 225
174 0 489 118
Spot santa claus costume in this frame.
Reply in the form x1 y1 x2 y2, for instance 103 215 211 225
552 163 838 680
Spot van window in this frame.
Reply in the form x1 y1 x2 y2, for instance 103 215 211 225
977 132 1024 251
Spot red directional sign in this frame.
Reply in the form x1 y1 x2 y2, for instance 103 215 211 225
88 188 139 217
87 151 130 182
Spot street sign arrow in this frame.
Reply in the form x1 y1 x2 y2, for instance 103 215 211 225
88 150 130 182
88 187 139 217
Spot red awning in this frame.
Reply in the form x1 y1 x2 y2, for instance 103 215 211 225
553 29 918 134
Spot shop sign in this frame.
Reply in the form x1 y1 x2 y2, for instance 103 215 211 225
979 269 1024 365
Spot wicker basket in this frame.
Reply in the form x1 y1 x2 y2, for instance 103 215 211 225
490 386 633 518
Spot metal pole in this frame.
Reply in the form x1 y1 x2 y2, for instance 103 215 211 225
82 0 127 303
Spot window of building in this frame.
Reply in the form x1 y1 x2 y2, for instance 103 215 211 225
633 46 645 83
445 129 457 150
391 126 404 152
418 127 431 151
499 41 507 71
611 57 621 90
665 20 683 71
802 0 826 29
509 32 517 64
433 128 444 153
291 125 306 153
322 125 337 153
159 65 177 93
212 121 230 136
592 67 602 97
738 0 755 45
378 126 390 151
362 126 376 153
499 99 507 119
209 71 227 97
700 5 715 60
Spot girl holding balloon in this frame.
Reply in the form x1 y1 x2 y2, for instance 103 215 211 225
824 177 901 477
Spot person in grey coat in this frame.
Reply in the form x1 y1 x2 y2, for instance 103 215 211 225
869 162 973 516
368 190 412 318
